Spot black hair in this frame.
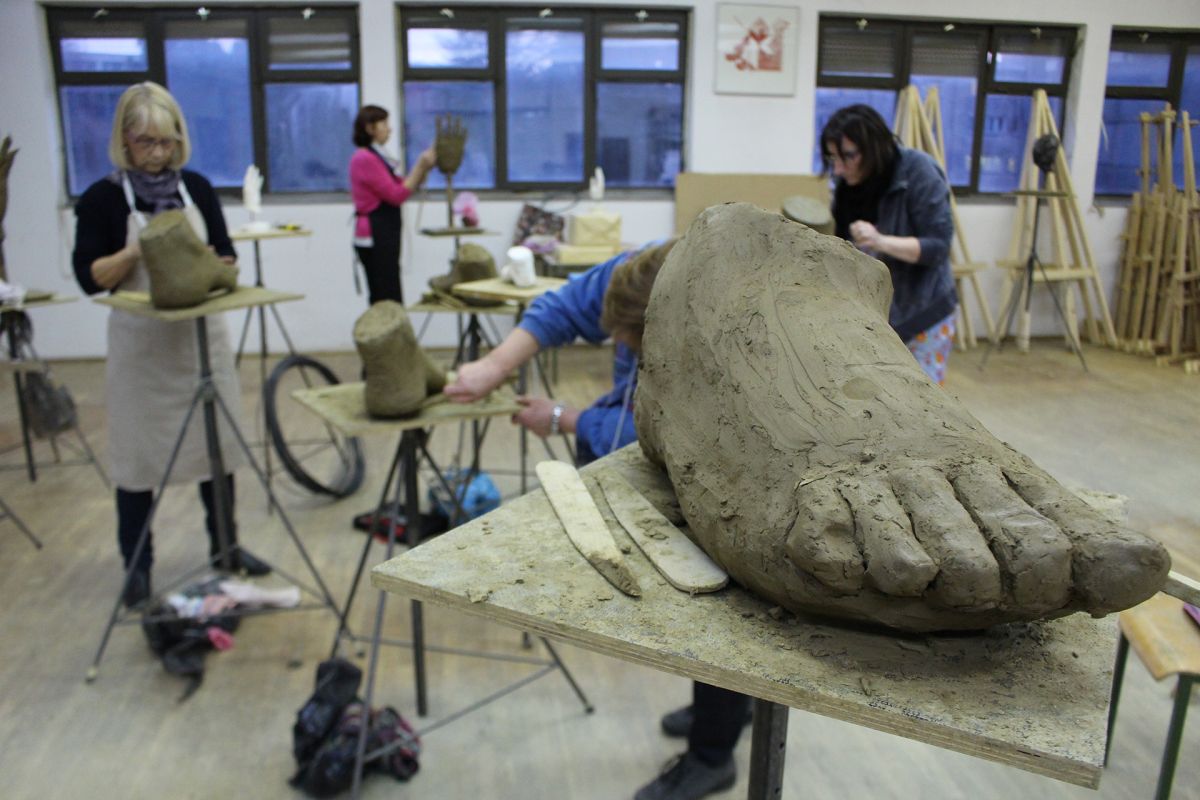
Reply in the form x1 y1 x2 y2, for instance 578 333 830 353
352 105 389 148
819 104 898 180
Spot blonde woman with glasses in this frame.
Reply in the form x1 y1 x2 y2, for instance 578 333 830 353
72 82 269 609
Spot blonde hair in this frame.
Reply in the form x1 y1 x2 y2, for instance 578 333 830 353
108 82 191 171
600 239 677 351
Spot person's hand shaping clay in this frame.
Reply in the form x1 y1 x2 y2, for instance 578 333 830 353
634 203 1170 632
139 209 238 309
354 301 448 418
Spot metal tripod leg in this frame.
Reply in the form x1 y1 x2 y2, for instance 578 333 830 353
0 493 42 549
748 699 789 800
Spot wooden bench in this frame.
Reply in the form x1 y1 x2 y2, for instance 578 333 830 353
1107 592 1200 799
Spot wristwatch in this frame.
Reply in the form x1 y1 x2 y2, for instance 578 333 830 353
549 403 565 436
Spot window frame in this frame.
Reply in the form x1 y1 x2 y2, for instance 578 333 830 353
816 15 1076 196
1096 28 1200 198
45 3 361 198
397 4 689 193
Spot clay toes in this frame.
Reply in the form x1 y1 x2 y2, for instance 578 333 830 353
890 467 1002 610
1004 467 1170 613
785 478 864 593
952 462 1071 614
838 477 937 597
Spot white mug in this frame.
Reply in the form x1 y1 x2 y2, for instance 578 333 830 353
501 245 537 288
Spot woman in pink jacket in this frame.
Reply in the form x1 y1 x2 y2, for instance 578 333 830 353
349 105 435 305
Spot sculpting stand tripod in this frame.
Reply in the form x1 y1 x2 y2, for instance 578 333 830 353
981 187 1089 373
294 384 592 799
230 227 312 500
0 299 108 486
87 288 342 681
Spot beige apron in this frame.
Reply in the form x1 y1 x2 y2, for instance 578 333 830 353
105 173 245 490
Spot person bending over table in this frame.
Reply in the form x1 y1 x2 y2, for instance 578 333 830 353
349 105 435 306
444 239 751 800
820 103 958 384
73 82 268 609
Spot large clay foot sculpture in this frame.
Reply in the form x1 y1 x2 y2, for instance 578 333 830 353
429 243 498 306
139 209 238 309
634 203 1170 632
355 301 447 418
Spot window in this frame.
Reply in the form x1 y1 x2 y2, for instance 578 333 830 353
47 5 360 196
399 7 688 192
1095 30 1200 196
815 17 1076 194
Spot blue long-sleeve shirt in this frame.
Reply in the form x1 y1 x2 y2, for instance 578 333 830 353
518 250 639 465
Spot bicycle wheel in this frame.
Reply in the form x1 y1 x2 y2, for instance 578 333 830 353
264 354 365 497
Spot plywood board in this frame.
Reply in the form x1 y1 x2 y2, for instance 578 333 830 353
95 285 303 321
291 382 521 437
673 172 830 235
407 295 520 316
452 276 566 305
229 226 311 241
0 293 76 312
374 444 1116 789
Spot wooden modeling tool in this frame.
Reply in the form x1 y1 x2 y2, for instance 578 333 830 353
536 461 641 597
597 469 727 594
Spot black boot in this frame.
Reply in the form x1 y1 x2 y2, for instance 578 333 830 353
210 545 272 577
122 567 152 609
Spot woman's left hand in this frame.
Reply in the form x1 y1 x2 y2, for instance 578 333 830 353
512 396 574 438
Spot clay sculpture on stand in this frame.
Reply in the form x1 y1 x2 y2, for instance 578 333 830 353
139 209 238 309
354 300 448 418
634 202 1170 633
428 243 498 306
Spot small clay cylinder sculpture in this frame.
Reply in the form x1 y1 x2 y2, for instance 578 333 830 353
139 209 238 309
355 301 447 418
429 243 498 306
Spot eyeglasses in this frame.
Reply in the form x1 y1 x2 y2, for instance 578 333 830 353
129 135 177 153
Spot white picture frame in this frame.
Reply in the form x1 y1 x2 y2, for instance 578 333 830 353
714 3 800 96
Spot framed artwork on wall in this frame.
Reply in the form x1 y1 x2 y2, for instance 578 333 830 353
714 3 800 96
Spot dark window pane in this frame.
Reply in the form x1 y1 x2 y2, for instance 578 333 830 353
60 85 128 196
265 83 358 191
596 83 682 187
1095 98 1163 195
166 22 253 188
978 94 1063 193
601 22 680 71
812 87 896 172
402 80 496 190
910 33 982 188
406 28 489 69
267 16 352 71
1175 47 1200 187
60 37 147 72
993 33 1068 84
506 26 584 183
1106 41 1172 88
820 24 898 79
909 78 976 187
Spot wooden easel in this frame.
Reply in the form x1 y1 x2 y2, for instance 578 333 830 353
993 89 1119 352
893 85 995 349
1152 112 1200 367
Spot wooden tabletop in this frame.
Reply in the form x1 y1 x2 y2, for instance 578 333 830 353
94 286 303 321
1 293 76 312
452 276 566 305
407 294 520 317
229 226 312 242
1119 594 1200 681
291 382 521 437
373 444 1119 789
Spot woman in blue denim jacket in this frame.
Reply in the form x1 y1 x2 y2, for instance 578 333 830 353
821 104 958 384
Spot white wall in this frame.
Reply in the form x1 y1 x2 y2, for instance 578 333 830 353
3 0 1200 358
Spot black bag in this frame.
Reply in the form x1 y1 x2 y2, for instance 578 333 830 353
20 370 77 438
141 594 240 702
290 658 421 797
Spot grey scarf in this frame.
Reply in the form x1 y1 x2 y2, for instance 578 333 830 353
111 169 184 215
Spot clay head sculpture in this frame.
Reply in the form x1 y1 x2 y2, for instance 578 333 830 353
355 301 448 418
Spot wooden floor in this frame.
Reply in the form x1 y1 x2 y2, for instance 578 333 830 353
0 341 1196 800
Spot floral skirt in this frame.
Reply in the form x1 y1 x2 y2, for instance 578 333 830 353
905 312 956 385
